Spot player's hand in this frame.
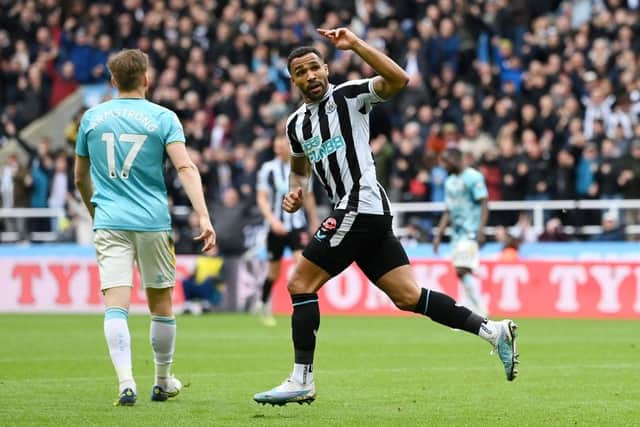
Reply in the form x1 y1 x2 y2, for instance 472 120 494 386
317 28 360 50
432 235 441 255
270 219 288 236
194 216 216 254
283 187 303 213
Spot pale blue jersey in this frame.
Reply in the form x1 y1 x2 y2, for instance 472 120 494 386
75 98 185 231
444 167 488 243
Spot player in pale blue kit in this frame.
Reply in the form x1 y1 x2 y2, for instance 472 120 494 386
434 148 489 316
74 49 216 406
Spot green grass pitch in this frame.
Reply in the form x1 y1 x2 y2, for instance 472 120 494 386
1 314 638 426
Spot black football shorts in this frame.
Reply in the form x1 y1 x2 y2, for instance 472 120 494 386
267 228 309 261
303 210 410 283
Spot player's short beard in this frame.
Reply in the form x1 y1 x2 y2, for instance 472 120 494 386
305 81 326 101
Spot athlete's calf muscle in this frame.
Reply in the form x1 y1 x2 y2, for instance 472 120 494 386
375 265 421 311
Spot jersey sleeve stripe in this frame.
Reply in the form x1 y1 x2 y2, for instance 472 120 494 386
367 78 386 103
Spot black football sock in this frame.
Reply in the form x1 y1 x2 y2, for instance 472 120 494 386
291 293 320 364
260 278 274 304
413 288 484 335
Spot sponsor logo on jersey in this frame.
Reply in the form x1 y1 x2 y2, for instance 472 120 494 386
302 135 345 163
314 231 327 241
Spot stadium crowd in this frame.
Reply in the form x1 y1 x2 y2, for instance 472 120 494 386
1 0 640 247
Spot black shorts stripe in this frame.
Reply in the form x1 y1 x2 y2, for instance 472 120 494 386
302 108 334 201
333 92 361 211
318 98 346 199
287 115 303 155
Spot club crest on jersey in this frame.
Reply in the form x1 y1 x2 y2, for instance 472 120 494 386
326 101 336 113
315 217 337 241
322 217 337 231
302 135 345 162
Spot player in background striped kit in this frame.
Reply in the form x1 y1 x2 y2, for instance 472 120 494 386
255 135 318 326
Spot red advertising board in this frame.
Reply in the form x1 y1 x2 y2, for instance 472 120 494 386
0 257 195 312
271 259 640 318
2 256 640 317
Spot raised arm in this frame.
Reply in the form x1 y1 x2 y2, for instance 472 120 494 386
317 28 409 99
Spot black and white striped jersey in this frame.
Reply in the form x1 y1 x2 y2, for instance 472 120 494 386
257 157 308 231
285 78 391 216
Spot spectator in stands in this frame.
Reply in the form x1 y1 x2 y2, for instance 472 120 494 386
590 211 626 242
60 26 94 84
0 153 29 240
175 212 205 255
26 138 53 232
427 152 447 203
181 253 225 315
495 226 521 261
234 148 258 202
596 139 624 200
538 217 568 242
371 135 394 190
620 141 640 233
478 147 502 202
553 148 577 200
459 116 496 163
510 212 538 244
47 151 72 232
521 130 551 203
576 143 599 199
14 65 50 127
212 187 250 257
49 61 79 108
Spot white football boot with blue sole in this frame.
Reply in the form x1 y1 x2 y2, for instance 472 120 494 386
494 319 519 381
254 377 316 406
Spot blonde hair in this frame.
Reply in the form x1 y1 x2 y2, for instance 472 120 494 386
107 49 148 92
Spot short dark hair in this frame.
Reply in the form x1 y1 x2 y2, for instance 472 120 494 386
287 46 323 72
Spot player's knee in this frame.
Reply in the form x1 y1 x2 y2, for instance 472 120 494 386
286 276 305 295
146 289 173 315
149 303 172 317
